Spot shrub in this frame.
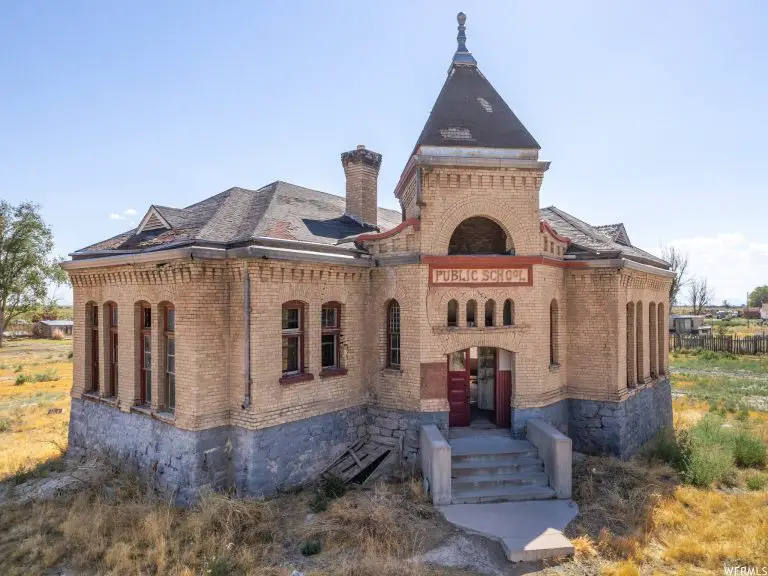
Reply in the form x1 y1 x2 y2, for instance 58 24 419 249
14 374 26 386
733 432 767 468
746 474 767 491
300 539 322 556
14 364 23 373
684 444 735 487
310 491 329 513
0 419 10 433
67 350 73 359
50 328 64 340
32 368 60 383
202 555 233 576
642 427 686 469
322 475 347 499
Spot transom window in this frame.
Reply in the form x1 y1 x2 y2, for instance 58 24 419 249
321 303 341 370
282 302 305 375
387 300 401 369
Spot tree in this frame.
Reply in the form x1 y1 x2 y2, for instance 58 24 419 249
661 246 689 306
748 286 768 308
722 299 730 308
689 277 714 316
0 201 66 346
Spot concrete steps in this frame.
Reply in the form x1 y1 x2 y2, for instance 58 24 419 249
451 471 549 491
452 484 556 504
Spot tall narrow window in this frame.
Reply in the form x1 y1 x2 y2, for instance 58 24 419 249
649 302 658 377
550 299 559 365
321 303 341 370
485 300 495 327
387 300 401 369
636 301 644 384
108 303 118 397
447 299 458 327
140 305 152 405
626 302 636 387
164 305 176 412
503 299 514 326
657 303 665 376
466 300 477 328
282 302 305 376
88 303 99 393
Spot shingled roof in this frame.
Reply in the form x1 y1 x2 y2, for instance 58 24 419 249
540 206 669 269
74 182 402 257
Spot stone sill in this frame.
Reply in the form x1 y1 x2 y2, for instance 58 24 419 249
154 411 176 423
381 368 403 377
549 363 561 372
83 393 121 409
131 405 153 417
435 325 525 335
319 367 348 379
279 372 315 385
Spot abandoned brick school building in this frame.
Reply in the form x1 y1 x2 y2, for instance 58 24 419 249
64 14 673 501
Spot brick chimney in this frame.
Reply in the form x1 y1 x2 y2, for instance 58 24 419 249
341 145 382 227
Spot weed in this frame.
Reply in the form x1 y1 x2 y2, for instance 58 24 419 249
32 368 60 383
684 445 734 487
641 427 686 469
733 432 767 468
67 351 73 359
746 474 767 491
300 539 322 556
14 364 23 373
0 419 10 433
322 475 347 499
14 374 26 386
202 555 233 576
310 491 329 513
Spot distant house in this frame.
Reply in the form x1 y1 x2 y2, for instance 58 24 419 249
34 319 74 338
670 315 711 335
762 304 768 321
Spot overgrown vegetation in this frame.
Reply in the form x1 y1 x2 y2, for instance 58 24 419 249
671 348 768 374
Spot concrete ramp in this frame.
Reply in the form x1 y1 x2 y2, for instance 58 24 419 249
438 500 578 562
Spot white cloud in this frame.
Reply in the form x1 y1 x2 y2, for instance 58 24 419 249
665 232 768 305
109 208 138 221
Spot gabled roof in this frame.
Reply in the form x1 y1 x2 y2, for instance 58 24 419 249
595 223 631 246
74 182 402 257
540 206 669 269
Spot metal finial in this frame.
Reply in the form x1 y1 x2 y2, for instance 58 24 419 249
453 12 477 67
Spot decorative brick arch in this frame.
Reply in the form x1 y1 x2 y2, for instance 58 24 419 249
431 199 536 256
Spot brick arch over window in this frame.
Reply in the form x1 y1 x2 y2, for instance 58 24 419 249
432 199 535 255
448 216 513 255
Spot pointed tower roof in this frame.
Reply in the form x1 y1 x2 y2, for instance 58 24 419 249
413 13 540 151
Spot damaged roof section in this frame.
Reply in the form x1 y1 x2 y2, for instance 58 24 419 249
540 206 669 269
73 181 402 258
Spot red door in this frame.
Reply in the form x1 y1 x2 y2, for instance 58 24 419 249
447 350 470 427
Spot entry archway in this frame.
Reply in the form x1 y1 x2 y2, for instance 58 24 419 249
446 346 515 429
448 216 514 255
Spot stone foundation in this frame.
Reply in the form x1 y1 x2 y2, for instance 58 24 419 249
568 378 673 458
510 400 569 438
68 398 448 503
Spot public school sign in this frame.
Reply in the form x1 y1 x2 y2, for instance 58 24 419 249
429 265 532 287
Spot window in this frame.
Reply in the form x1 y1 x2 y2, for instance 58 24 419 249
87 303 99 393
503 299 514 326
107 303 118 397
649 302 657 377
484 300 495 327
447 299 458 327
466 300 477 327
282 302 305 376
164 305 176 412
321 303 341 370
657 304 665 376
140 305 152 405
626 302 635 387
387 300 401 369
550 299 559 365
636 302 644 383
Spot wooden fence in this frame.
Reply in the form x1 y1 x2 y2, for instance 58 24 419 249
670 334 768 354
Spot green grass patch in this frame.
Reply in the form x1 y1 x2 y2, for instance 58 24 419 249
671 373 768 408
670 349 768 375
746 474 768 491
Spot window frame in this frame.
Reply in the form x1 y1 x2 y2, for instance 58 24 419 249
281 301 312 383
484 299 495 327
164 305 176 413
108 303 118 397
386 300 401 369
320 302 344 375
89 303 99 393
447 299 458 328
502 299 514 327
549 299 559 366
466 299 477 328
139 304 152 406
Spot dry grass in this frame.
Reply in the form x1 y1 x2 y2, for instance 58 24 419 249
0 338 72 479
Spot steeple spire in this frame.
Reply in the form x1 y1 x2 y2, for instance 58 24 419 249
452 12 477 66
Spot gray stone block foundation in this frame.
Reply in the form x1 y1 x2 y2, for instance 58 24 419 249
510 400 569 438
568 378 673 458
68 398 448 503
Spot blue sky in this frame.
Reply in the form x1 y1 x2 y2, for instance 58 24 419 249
2 1 766 305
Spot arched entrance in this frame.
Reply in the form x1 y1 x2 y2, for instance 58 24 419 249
448 216 514 255
447 347 514 428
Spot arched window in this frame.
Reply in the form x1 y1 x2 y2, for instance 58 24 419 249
163 303 176 412
657 303 665 375
321 302 341 370
282 301 305 377
466 300 477 328
85 302 99 394
387 300 401 368
550 299 559 365
503 299 514 326
626 302 635 387
137 302 152 405
649 302 658 377
104 302 118 397
447 299 458 327
484 300 495 327
636 301 644 384
448 216 513 255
